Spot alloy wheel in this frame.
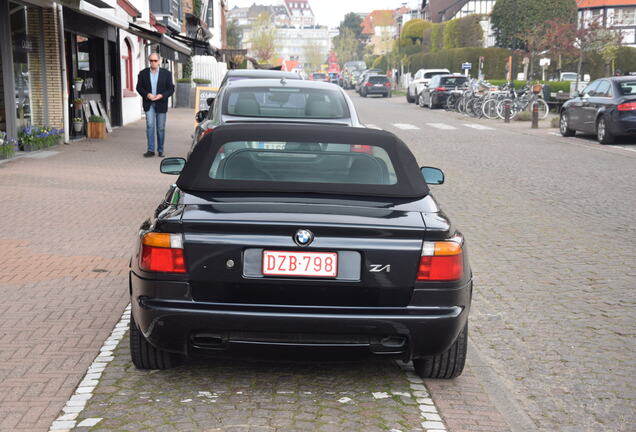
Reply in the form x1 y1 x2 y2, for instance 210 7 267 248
560 113 568 134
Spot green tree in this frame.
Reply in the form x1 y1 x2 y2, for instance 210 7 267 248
248 12 277 63
333 27 360 64
401 19 427 44
303 40 325 72
226 19 241 49
332 12 364 64
491 0 577 50
339 12 363 39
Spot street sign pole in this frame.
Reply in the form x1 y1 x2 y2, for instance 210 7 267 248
462 62 472 78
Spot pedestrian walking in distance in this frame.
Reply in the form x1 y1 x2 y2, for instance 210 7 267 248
136 53 174 157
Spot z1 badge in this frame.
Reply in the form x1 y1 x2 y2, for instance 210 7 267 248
369 264 391 273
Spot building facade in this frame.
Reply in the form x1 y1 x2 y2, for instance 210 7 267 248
274 26 332 65
577 0 636 47
1 0 65 141
421 0 497 47
361 10 399 55
1 0 199 145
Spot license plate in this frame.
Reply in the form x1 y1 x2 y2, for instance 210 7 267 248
374 84 383 87
262 251 338 278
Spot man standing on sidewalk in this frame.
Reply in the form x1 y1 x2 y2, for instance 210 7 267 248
136 53 174 157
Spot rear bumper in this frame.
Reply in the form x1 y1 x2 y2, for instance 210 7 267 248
364 87 390 95
131 273 471 360
609 111 636 136
432 93 449 106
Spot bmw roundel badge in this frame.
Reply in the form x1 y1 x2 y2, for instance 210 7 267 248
294 229 314 247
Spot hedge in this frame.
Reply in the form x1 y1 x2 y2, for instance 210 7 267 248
409 47 517 79
406 45 636 83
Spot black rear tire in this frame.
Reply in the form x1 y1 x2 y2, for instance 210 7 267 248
596 116 615 144
413 323 467 379
559 111 576 137
130 314 181 370
406 89 414 103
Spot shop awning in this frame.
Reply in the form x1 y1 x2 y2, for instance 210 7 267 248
58 0 118 14
128 23 192 62
58 0 130 29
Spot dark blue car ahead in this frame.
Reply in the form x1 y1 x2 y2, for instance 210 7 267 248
559 76 636 144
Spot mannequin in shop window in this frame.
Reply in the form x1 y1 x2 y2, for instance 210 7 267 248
136 53 174 157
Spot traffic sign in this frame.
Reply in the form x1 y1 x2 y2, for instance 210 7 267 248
462 62 472 70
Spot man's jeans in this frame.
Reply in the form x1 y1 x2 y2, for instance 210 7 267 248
145 104 166 153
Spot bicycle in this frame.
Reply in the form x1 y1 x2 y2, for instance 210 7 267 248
496 83 549 120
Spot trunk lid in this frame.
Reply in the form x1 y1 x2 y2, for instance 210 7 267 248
181 201 425 307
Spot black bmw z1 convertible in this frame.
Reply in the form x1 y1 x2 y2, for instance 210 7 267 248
129 124 472 379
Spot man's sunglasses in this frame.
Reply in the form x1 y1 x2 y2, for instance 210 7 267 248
150 59 159 62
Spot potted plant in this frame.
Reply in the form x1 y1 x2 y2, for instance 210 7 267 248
18 126 35 151
88 115 106 139
176 78 192 108
74 77 84 91
73 98 84 110
193 78 211 86
73 117 84 132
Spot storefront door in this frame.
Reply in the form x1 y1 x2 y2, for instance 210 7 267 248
66 31 106 138
10 2 32 131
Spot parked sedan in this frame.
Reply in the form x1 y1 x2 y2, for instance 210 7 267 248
360 74 392 98
406 68 450 103
559 76 636 144
309 72 329 82
192 79 361 149
129 123 472 379
193 70 303 144
418 74 468 109
219 69 302 88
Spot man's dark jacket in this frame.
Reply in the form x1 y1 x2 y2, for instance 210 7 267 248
136 67 175 113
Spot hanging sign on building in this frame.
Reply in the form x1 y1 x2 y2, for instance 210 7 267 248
195 86 219 112
78 72 101 94
13 34 33 53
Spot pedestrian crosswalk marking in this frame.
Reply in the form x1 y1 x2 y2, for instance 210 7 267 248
426 123 457 130
392 123 420 130
365 124 382 130
463 123 495 131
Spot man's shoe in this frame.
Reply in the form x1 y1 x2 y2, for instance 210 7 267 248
143 151 154 157
157 152 164 157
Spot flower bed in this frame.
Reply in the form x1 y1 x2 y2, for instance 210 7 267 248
19 126 65 151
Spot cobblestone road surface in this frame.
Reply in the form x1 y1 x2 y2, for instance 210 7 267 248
2 93 634 432
354 94 635 431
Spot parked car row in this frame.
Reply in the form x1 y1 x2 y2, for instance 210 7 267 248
402 67 635 144
128 68 473 380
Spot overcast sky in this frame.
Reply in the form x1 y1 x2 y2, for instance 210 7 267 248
226 0 422 29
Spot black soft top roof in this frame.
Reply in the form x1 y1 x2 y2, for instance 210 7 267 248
177 124 429 198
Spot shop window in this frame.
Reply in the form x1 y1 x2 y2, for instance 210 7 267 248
123 39 134 93
11 2 31 130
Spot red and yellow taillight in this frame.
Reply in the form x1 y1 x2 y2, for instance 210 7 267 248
140 233 186 273
617 102 636 111
416 239 464 281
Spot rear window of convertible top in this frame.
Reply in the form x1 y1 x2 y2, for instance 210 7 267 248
209 141 397 185
223 87 349 119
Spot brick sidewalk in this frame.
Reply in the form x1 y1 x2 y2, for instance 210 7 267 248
0 109 194 431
